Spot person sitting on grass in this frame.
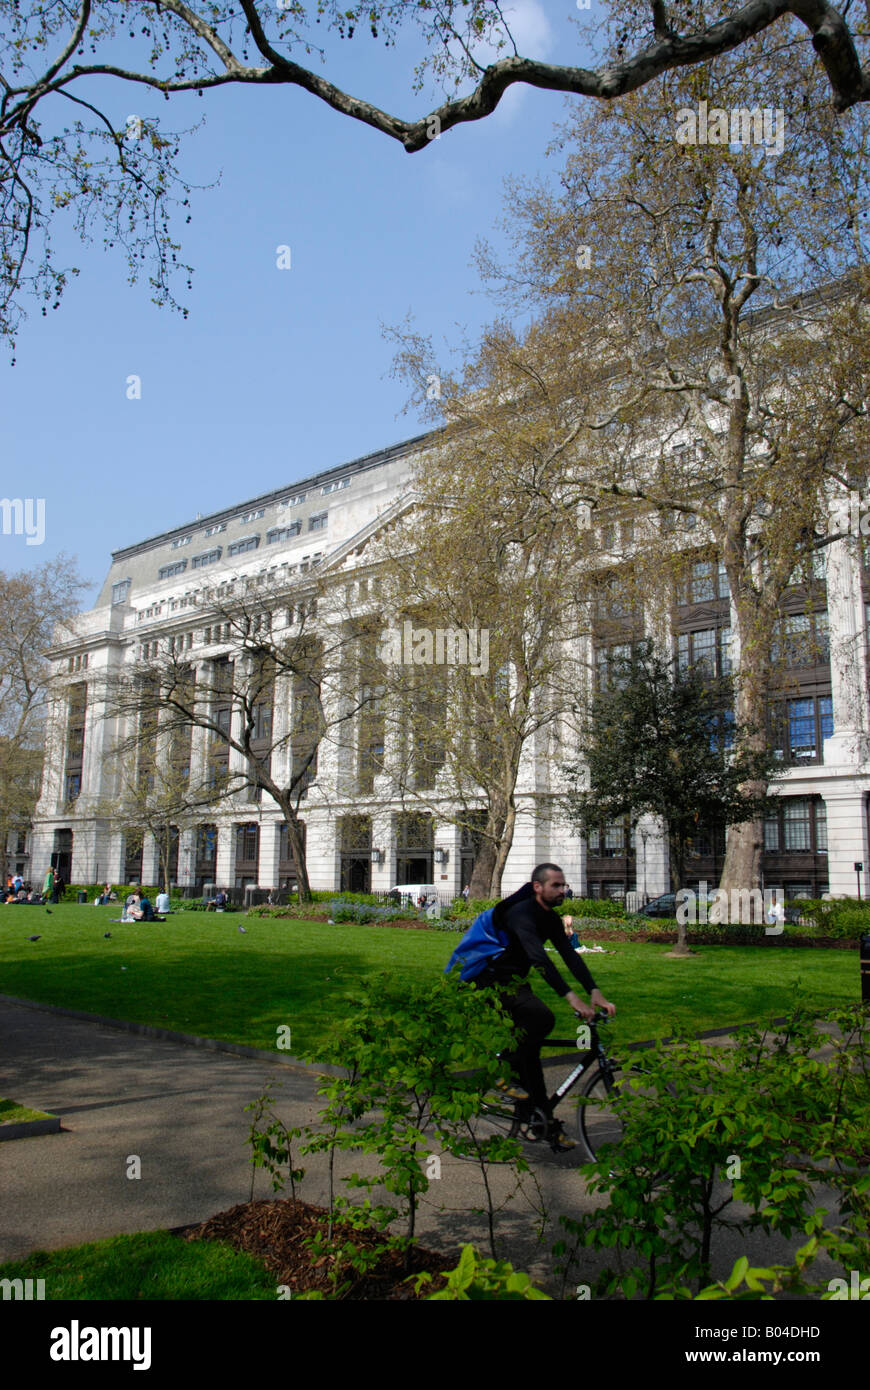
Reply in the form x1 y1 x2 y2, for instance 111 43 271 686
122 891 140 922
155 890 170 916
128 889 156 922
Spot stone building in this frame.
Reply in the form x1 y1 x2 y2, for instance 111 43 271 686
30 426 870 903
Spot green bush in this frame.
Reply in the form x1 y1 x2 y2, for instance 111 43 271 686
413 1244 551 1300
554 1004 870 1300
67 883 158 901
325 901 409 924
559 897 630 920
815 907 870 940
789 897 870 934
446 896 497 920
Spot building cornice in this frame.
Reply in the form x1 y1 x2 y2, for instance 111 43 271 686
109 429 438 564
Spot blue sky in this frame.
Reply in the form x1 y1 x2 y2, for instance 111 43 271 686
2 2 588 604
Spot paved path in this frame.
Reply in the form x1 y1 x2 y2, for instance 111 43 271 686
0 998 843 1293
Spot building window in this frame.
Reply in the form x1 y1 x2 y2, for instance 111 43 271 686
603 822 625 856
228 536 260 557
237 508 265 524
171 535 192 550
772 612 830 668
770 695 833 763
158 560 187 580
764 816 780 852
765 798 828 856
815 800 827 851
308 512 328 532
267 523 302 544
594 573 634 620
112 579 132 605
192 548 222 569
203 522 226 538
235 823 259 865
321 477 350 494
283 493 306 507
677 626 732 677
783 799 812 851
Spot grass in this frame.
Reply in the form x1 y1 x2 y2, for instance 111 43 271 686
0 903 859 1056
0 1231 276 1300
0 1098 54 1125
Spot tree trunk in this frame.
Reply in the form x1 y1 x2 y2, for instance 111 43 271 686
275 792 311 902
490 796 517 898
718 591 772 904
468 814 503 900
668 832 692 956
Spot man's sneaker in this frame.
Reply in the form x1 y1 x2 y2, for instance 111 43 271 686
547 1120 577 1154
495 1078 529 1102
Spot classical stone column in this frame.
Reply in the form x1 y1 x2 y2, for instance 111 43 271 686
434 819 462 897
177 827 196 888
258 820 281 890
140 831 161 889
820 786 869 898
370 811 395 892
823 535 870 768
215 823 235 889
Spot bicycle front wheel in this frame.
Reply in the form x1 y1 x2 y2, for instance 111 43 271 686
577 1065 622 1159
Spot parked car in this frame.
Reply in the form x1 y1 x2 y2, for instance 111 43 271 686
630 890 715 919
630 892 679 918
631 891 802 924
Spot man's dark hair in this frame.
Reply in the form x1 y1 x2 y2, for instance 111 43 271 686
531 862 563 886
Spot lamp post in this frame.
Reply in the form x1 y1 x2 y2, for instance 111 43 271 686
855 862 863 900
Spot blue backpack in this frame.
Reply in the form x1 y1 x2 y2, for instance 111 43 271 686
444 908 509 982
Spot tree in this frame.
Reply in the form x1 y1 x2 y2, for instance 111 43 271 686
0 555 87 878
98 734 216 894
3 3 870 346
366 341 602 897
400 43 870 895
104 562 379 900
562 642 780 954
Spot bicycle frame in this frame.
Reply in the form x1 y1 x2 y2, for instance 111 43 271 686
545 1018 616 1111
479 1014 618 1152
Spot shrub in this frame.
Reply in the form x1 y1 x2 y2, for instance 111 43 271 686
559 897 630 920
325 901 409 924
445 896 497 920
412 1244 551 1300
816 907 870 940
554 1004 870 1299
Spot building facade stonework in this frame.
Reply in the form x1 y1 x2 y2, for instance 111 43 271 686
31 430 870 903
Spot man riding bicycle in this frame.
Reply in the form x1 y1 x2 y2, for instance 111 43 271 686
475 863 616 1152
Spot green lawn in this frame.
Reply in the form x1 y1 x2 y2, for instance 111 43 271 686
0 1098 54 1125
0 903 858 1057
0 1231 276 1300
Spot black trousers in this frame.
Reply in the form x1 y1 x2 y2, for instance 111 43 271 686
478 973 555 1117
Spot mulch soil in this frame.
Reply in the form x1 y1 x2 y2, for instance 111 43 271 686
175 1198 454 1300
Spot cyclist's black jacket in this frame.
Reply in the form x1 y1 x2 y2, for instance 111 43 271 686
488 882 598 998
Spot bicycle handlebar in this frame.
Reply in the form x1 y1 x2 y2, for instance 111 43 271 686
572 1008 611 1026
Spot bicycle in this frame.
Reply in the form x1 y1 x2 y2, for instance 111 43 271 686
477 1011 647 1161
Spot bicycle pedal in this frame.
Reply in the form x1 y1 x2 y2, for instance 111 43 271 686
547 1123 577 1154
495 1078 530 1102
